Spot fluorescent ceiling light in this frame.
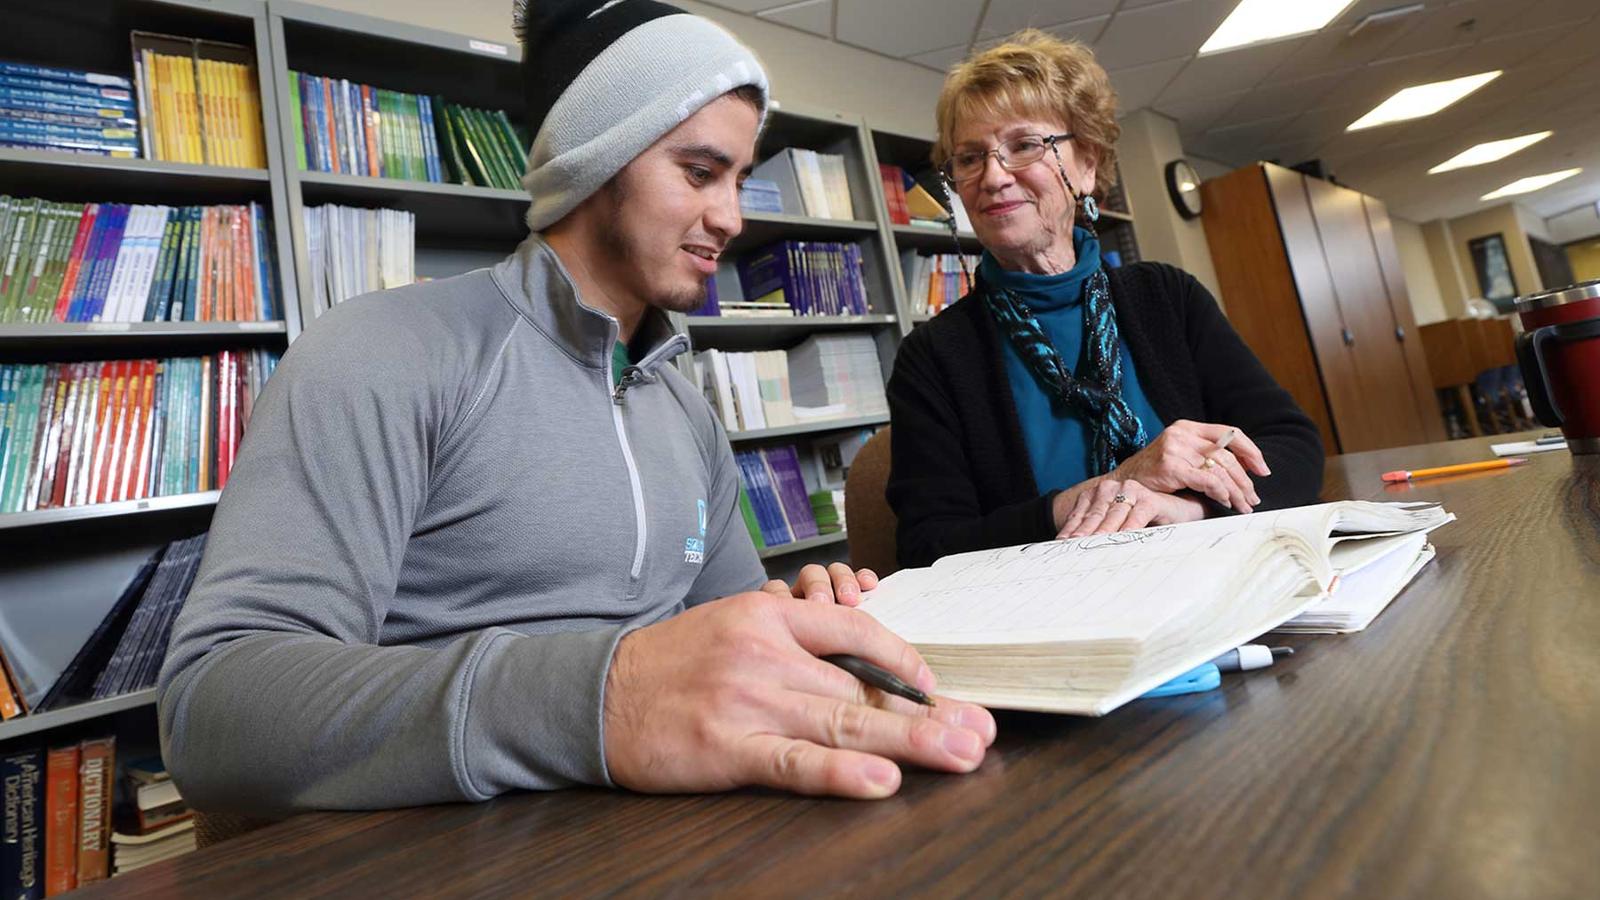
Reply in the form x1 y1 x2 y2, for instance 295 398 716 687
1429 131 1554 174
1346 71 1501 131
1481 168 1582 201
1199 0 1357 55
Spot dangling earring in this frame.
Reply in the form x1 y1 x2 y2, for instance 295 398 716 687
1082 194 1100 223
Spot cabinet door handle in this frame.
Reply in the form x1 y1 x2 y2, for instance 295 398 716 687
1395 326 1406 341
1342 327 1355 346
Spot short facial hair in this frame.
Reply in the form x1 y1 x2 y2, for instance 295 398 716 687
599 172 709 314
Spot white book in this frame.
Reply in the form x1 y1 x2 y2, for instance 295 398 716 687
99 205 146 321
128 205 171 321
819 153 855 220
860 501 1452 716
797 149 832 219
701 350 739 432
730 352 766 432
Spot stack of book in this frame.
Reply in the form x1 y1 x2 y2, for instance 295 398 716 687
0 61 138 157
879 164 972 232
0 350 279 514
303 204 416 314
750 147 855 220
731 241 870 317
0 197 279 324
0 533 207 725
288 72 444 182
133 37 266 167
698 346 868 434
788 334 888 418
902 252 977 316
111 759 194 876
810 488 845 535
738 178 784 214
734 444 818 550
431 99 528 190
0 737 115 894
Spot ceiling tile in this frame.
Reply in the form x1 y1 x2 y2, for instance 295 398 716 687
835 0 983 59
1156 35 1307 105
1221 70 1349 126
1091 0 1235 71
1427 23 1568 78
1517 0 1600 32
978 0 1120 37
1265 1 1438 82
1371 0 1528 62
1536 13 1600 62
1156 90 1248 136
1107 56 1189 112
907 41 973 73
757 0 833 38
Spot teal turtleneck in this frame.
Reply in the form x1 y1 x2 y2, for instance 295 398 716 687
981 226 1165 492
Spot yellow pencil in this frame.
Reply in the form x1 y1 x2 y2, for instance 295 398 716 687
1382 458 1527 482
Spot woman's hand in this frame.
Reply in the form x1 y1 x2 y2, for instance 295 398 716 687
1054 477 1206 538
1110 420 1268 514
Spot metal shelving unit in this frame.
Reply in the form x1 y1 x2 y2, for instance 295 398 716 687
758 531 848 560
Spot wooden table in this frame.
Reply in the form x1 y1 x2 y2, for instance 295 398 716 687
87 434 1600 899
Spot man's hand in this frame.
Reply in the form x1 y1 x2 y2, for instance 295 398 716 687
1110 420 1268 514
1054 477 1206 538
602 592 996 799
762 562 878 607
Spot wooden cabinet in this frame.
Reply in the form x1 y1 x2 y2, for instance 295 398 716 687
1200 163 1445 454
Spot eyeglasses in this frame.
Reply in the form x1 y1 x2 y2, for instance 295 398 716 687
942 133 1075 184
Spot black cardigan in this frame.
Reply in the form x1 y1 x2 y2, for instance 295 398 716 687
886 261 1325 569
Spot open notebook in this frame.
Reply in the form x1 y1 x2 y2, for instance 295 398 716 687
859 501 1452 715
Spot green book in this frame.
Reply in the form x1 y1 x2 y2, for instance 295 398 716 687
0 199 42 322
445 105 491 187
1 366 43 511
375 89 393 178
430 95 467 184
468 108 516 189
287 71 307 170
490 110 527 182
35 203 78 323
143 207 181 321
407 94 426 181
737 484 765 549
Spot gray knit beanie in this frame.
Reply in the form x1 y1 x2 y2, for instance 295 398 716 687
513 0 770 232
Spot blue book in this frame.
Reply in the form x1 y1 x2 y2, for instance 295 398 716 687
762 445 819 540
0 74 132 104
736 241 802 312
736 450 791 546
0 746 44 900
305 74 327 173
348 80 366 177
417 96 441 182
0 106 136 130
0 61 132 90
0 117 137 146
81 203 128 321
65 206 113 321
0 84 134 113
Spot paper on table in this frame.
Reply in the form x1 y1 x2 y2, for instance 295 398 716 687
1491 439 1567 456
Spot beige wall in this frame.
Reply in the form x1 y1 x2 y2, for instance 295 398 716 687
291 0 946 138
1446 202 1544 301
1392 217 1448 325
1116 110 1223 304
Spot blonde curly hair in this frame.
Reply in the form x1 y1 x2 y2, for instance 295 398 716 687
933 30 1119 202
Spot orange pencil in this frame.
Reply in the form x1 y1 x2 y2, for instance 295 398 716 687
1382 457 1527 482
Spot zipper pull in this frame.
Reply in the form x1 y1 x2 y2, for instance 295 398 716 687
613 367 646 404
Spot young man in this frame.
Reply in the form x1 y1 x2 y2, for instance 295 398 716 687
158 0 995 815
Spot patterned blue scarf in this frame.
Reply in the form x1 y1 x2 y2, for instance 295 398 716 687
984 265 1148 475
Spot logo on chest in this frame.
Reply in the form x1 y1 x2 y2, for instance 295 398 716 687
684 498 708 565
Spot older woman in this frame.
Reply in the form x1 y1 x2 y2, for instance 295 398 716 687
886 30 1324 570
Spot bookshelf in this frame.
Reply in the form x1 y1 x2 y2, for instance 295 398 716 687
0 11 298 841
265 0 531 327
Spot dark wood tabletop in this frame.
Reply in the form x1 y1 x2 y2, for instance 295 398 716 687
85 433 1600 899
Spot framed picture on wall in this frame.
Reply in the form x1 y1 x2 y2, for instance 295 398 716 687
1468 234 1519 311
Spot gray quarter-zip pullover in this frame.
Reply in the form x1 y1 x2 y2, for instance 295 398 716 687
157 235 767 815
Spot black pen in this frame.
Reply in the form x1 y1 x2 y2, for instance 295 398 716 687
822 654 935 706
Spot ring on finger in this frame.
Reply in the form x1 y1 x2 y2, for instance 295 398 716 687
1199 456 1218 469
1112 493 1129 505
